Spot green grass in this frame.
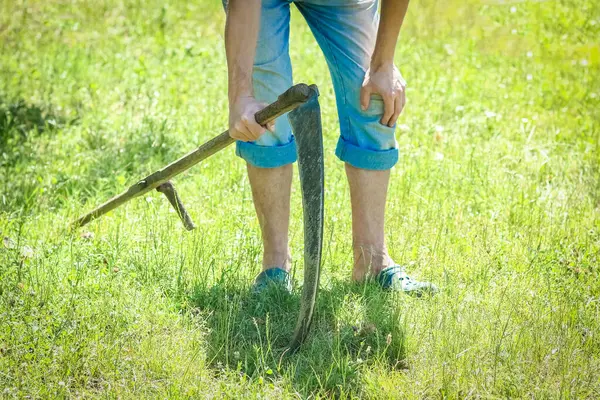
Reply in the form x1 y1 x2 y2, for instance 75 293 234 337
1 0 599 397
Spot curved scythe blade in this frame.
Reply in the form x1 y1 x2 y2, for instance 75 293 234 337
287 85 324 352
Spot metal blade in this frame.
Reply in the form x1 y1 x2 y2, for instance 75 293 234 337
287 85 324 352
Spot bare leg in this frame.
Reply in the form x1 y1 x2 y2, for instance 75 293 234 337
247 163 293 272
345 163 395 281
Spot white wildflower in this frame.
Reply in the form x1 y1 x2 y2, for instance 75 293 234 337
21 246 34 259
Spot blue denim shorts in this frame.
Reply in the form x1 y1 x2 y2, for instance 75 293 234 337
227 0 398 170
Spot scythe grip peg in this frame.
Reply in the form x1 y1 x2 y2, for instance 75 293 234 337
156 181 196 231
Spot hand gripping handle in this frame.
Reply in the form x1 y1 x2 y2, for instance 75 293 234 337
72 83 314 229
253 83 312 126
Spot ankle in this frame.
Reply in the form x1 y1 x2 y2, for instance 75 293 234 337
352 242 393 281
262 249 292 272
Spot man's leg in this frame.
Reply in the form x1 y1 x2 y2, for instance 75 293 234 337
346 164 394 281
227 0 296 276
293 1 436 293
247 163 293 272
297 1 398 281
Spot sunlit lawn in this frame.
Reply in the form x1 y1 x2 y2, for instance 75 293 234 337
1 0 599 397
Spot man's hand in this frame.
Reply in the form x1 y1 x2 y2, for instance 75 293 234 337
229 96 275 142
362 0 410 127
360 63 407 127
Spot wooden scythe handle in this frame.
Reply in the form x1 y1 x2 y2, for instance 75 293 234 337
72 83 312 228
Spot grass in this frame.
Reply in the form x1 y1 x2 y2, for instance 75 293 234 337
1 0 599 397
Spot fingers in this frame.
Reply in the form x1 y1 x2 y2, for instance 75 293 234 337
232 118 265 142
230 100 271 142
388 90 406 127
362 64 408 126
241 112 266 139
259 103 276 132
380 92 395 126
360 85 372 111
231 121 253 142
227 98 278 141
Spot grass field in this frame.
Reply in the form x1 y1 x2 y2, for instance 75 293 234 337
1 0 599 398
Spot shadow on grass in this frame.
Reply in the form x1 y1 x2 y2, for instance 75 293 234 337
0 96 184 213
0 97 72 214
187 278 407 397
0 97 67 151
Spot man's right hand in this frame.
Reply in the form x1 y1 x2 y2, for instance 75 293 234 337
229 96 275 142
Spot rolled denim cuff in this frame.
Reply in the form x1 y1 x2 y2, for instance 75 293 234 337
335 137 398 170
236 137 297 168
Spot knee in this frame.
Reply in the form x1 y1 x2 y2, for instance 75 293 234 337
335 91 398 170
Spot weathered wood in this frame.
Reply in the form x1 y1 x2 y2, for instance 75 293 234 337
73 83 312 228
156 181 196 231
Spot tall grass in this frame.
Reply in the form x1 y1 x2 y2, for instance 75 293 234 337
1 0 599 397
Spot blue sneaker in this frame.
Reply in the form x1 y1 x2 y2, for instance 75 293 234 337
375 265 438 296
252 268 292 294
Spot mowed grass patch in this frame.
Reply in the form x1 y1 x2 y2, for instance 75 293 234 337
1 0 599 398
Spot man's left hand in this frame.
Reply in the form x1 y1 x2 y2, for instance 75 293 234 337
360 63 407 127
